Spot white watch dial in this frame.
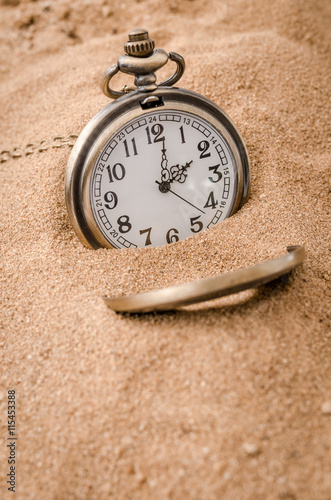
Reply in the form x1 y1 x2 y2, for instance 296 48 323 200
90 109 238 249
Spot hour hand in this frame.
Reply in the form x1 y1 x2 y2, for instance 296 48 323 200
170 160 193 183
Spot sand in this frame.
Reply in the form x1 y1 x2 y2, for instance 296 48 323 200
0 0 330 498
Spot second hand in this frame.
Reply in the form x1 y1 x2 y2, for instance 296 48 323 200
155 181 205 214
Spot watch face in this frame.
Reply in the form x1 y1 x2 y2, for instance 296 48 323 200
89 109 239 249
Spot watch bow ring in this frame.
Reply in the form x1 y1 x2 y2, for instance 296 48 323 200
65 29 250 250
100 29 185 99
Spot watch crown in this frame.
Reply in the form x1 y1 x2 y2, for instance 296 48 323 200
124 28 155 57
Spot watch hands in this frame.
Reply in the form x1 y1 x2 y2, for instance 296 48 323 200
159 138 193 185
157 140 200 210
155 180 206 214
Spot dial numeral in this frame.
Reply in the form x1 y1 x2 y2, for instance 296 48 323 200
117 215 132 233
198 140 211 159
179 125 186 144
140 227 152 246
104 191 118 210
208 164 222 183
204 191 218 209
107 163 126 183
190 216 203 233
146 124 164 144
166 228 179 244
123 138 138 157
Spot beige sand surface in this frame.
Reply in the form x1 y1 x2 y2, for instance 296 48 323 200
1 0 330 498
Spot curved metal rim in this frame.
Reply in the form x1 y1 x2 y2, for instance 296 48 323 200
103 246 305 313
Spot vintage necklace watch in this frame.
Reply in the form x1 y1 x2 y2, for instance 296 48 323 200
65 29 305 312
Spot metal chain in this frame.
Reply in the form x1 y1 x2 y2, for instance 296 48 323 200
0 135 78 163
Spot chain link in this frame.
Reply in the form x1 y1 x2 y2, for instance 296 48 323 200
0 135 78 163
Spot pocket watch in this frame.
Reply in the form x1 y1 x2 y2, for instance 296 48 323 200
65 28 250 250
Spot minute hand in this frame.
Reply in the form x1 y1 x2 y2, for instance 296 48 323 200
160 139 170 182
155 181 205 214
